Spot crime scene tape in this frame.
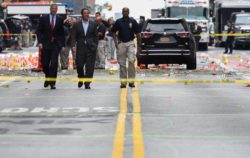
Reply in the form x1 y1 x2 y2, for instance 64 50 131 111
196 33 250 37
0 33 36 36
0 77 250 84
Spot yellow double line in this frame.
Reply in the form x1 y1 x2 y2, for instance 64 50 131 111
112 84 144 158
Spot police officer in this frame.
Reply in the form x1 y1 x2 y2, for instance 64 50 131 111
112 7 141 88
138 16 145 32
192 21 202 50
224 21 235 54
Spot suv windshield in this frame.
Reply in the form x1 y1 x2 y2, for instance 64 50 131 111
145 21 185 32
235 15 250 25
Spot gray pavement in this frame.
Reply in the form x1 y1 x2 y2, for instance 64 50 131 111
0 47 250 158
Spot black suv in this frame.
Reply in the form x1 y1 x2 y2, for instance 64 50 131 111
137 18 196 69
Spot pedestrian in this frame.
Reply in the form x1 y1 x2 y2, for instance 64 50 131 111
95 16 107 69
60 17 76 72
192 21 202 50
111 7 141 88
71 8 98 89
105 17 116 60
95 12 109 28
138 16 145 32
224 21 235 54
36 3 65 89
15 21 23 50
208 17 215 46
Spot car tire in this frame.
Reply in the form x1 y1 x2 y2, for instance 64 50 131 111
0 47 3 53
187 52 197 70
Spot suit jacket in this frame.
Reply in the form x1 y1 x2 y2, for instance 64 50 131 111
192 25 202 35
36 15 65 49
71 20 98 53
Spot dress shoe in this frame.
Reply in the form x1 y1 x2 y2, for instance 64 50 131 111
44 81 49 88
50 84 56 90
129 83 135 88
85 85 91 89
78 82 83 88
120 84 127 88
84 83 91 89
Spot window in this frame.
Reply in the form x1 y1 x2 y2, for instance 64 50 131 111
146 21 185 32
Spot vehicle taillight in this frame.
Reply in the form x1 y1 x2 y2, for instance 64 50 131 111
6 30 10 41
177 32 189 38
141 32 153 39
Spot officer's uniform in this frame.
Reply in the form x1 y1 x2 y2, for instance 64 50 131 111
111 17 140 86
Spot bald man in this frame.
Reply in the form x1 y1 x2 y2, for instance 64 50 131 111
112 7 141 88
95 16 107 69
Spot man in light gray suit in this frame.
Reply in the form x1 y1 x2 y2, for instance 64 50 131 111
71 8 98 89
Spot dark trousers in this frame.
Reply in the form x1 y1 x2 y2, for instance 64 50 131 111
77 53 96 86
225 39 234 54
195 37 201 50
42 43 60 85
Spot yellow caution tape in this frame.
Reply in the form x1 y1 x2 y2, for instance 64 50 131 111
0 33 249 37
0 33 36 36
194 33 250 37
0 77 250 84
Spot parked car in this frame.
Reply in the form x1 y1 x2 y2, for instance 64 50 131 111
0 19 11 52
230 12 250 48
5 15 32 49
137 18 196 70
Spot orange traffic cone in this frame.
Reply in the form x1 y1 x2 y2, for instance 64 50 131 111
32 47 43 72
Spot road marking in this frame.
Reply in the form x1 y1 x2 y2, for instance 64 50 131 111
132 84 144 158
1 76 250 84
112 88 127 158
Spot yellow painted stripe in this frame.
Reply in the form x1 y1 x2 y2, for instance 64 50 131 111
132 84 145 158
120 88 128 113
112 88 127 158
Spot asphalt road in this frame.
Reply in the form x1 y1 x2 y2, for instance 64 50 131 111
0 47 250 158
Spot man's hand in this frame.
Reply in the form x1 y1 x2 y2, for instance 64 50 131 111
137 46 142 54
38 43 43 49
72 46 76 52
98 32 103 36
115 42 118 49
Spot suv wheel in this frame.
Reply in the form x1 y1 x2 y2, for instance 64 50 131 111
0 47 3 52
187 52 197 70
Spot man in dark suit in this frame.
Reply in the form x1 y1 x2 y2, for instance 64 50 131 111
36 3 65 89
71 8 98 89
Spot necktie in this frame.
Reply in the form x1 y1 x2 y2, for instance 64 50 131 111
51 15 54 30
51 15 55 42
